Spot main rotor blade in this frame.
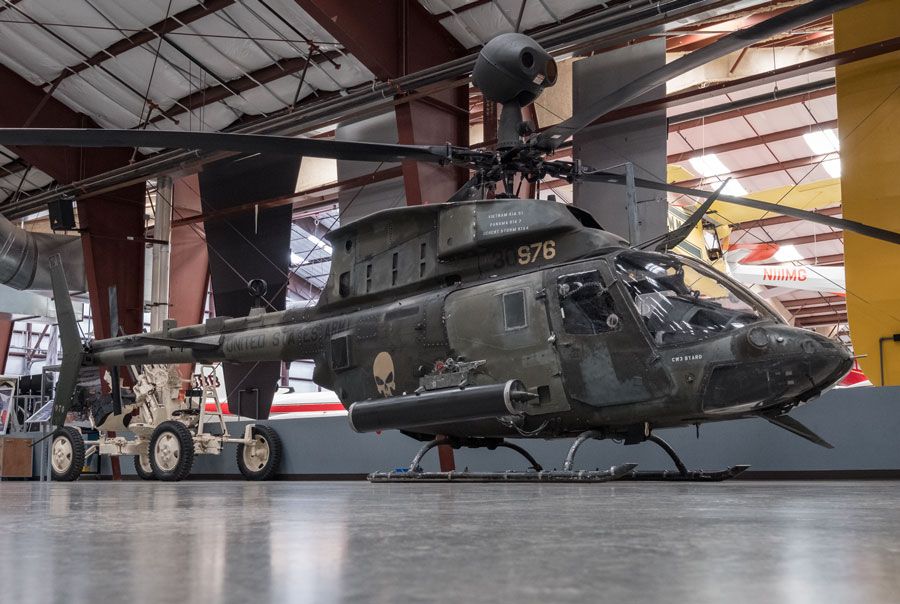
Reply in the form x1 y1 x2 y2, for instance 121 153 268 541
637 179 728 252
531 0 865 151
582 170 900 246
0 128 473 165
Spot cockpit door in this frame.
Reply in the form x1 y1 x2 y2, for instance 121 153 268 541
545 260 672 407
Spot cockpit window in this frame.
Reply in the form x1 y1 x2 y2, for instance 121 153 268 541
558 271 620 335
614 251 770 346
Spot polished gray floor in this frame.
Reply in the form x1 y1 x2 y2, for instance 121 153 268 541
1 481 899 603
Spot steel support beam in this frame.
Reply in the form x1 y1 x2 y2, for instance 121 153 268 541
743 230 843 247
782 295 847 309
668 120 838 163
47 0 236 87
0 64 145 340
297 0 469 206
148 51 342 126
796 313 847 327
671 86 835 131
0 319 12 373
675 154 834 188
792 303 847 318
0 0 804 218
759 252 844 266
835 0 900 387
729 206 842 230
172 166 403 228
168 176 209 347
150 176 173 332
295 0 463 80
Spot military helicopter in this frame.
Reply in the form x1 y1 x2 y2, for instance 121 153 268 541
0 0 892 482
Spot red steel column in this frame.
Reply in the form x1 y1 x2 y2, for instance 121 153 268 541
168 175 209 381
298 0 468 469
0 319 13 373
0 64 145 339
296 0 469 205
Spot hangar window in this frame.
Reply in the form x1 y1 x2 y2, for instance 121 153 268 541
503 290 527 330
557 270 619 335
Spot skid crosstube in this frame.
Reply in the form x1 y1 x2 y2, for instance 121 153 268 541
368 463 638 483
619 465 750 482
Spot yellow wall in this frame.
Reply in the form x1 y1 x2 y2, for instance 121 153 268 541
835 0 900 385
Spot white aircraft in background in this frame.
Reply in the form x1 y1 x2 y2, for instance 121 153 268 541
194 363 345 420
722 245 869 387
723 246 845 295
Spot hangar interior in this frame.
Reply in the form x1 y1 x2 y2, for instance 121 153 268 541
0 0 898 602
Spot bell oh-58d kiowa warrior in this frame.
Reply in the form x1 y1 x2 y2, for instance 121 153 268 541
1 0 893 482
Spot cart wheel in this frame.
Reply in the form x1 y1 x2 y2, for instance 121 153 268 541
237 425 282 481
50 426 84 482
149 421 195 482
133 448 155 481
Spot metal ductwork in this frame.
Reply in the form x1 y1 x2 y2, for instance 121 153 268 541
0 212 85 292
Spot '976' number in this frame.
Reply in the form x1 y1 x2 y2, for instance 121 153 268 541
518 240 556 265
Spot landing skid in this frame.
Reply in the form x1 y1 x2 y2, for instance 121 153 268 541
368 464 637 483
567 431 749 482
620 465 750 482
367 432 749 484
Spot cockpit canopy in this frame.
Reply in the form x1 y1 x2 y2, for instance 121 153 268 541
613 251 777 346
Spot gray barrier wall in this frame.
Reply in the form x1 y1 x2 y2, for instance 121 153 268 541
99 385 900 478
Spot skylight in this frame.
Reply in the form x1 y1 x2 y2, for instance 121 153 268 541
721 179 747 196
307 235 333 255
688 153 730 177
822 158 842 178
802 129 840 155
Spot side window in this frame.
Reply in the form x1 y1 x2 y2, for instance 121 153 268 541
558 270 619 335
502 290 527 330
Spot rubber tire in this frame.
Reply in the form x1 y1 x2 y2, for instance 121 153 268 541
149 421 195 482
236 425 282 481
50 426 85 482
133 449 155 481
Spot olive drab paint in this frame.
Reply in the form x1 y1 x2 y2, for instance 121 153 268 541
73 198 852 445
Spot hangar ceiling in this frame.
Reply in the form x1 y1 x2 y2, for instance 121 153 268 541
0 0 882 356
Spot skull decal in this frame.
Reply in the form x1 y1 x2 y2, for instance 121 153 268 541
373 351 396 397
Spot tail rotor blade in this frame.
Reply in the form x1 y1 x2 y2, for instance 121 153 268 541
48 254 85 427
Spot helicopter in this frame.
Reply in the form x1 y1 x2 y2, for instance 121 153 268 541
0 0 892 482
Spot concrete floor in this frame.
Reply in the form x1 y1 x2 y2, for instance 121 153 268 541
1 482 899 603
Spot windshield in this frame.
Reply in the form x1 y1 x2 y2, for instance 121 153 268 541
614 251 771 346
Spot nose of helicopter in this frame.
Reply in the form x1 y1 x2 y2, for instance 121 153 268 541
702 324 853 414
800 328 854 392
